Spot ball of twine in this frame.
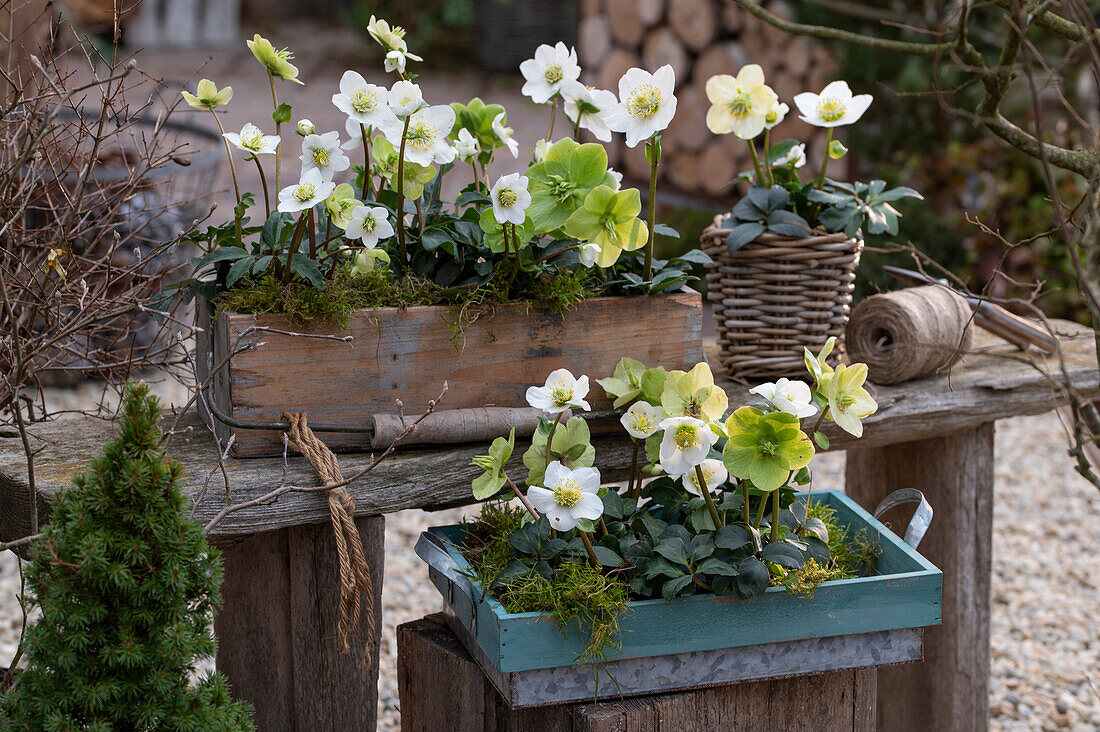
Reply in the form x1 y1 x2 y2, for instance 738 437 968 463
846 285 974 385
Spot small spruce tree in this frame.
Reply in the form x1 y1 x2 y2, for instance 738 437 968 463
1 384 254 730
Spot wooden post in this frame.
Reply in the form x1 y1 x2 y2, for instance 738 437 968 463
216 516 385 731
845 424 994 732
398 614 877 731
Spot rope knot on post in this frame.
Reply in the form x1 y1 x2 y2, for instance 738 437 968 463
282 411 374 668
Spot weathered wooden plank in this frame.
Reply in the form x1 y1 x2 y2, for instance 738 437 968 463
397 614 878 731
0 322 1095 541
215 516 384 730
846 424 994 732
208 291 704 456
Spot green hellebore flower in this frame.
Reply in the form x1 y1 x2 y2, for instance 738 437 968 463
823 363 878 438
450 97 506 161
596 357 647 408
660 362 728 424
563 186 648 268
325 184 359 230
247 34 303 84
471 428 515 500
526 138 616 233
181 79 233 110
722 406 814 492
371 136 437 200
350 247 390 276
804 336 837 385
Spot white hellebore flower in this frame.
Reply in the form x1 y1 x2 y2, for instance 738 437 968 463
578 242 601 267
223 123 280 156
520 42 581 104
454 127 480 161
793 80 873 128
300 131 351 181
332 71 400 133
491 112 519 158
606 65 678 148
681 458 728 497
533 139 550 162
658 416 717 476
345 205 394 248
388 80 424 117
764 102 789 130
526 368 591 414
608 168 623 190
490 173 531 226
398 105 457 166
385 48 422 74
621 401 660 439
774 143 806 169
277 169 336 213
561 81 618 142
296 119 315 136
749 378 818 419
526 462 604 531
704 65 779 140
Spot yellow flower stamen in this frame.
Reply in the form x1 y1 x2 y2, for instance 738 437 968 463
543 64 563 84
726 89 753 118
294 183 316 202
407 119 437 151
550 385 574 406
628 413 656 434
241 132 263 151
552 478 584 508
817 96 846 122
362 213 377 233
626 84 662 119
312 147 331 167
675 426 697 449
351 89 377 115
497 188 518 207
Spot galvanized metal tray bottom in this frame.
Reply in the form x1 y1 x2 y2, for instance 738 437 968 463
442 607 923 709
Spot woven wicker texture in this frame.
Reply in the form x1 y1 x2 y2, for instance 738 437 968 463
701 216 862 383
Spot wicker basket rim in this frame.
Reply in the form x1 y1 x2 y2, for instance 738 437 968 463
702 215 856 246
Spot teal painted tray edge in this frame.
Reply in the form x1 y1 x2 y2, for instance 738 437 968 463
426 489 943 673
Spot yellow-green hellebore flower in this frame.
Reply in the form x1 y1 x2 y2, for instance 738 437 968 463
823 363 878 438
471 428 515 500
324 184 359 230
562 185 648 268
247 34 303 84
181 79 233 110
804 336 836 385
722 407 814 492
660 362 728 425
350 247 390 277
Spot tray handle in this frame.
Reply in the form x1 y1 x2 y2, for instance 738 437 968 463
872 488 933 550
415 531 477 633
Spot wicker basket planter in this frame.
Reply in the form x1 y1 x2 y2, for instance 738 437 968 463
701 215 862 383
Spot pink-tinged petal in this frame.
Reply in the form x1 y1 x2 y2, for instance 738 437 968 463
574 493 604 520
526 487 557 513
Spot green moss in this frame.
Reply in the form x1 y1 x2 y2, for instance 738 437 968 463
216 265 596 330
777 500 882 598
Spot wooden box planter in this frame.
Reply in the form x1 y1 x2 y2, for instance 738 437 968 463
195 291 704 458
417 489 942 708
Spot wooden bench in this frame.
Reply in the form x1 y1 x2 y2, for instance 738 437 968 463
1 321 1096 730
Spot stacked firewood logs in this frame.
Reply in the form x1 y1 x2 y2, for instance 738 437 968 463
577 0 834 197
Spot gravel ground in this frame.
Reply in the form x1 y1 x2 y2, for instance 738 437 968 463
2 410 1096 729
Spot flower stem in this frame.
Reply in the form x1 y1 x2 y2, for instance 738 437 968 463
579 530 600 569
396 115 412 266
628 440 640 501
762 129 774 186
252 156 271 217
544 411 566 471
747 139 764 186
546 96 557 141
268 73 281 192
471 161 481 193
306 208 317 259
283 214 308 285
753 493 768 530
210 110 243 246
642 134 659 282
695 465 724 529
770 490 781 543
572 118 580 141
742 480 751 524
598 518 610 536
506 476 540 519
360 123 374 199
815 128 834 189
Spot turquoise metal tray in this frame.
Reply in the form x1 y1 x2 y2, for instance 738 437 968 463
417 489 942 706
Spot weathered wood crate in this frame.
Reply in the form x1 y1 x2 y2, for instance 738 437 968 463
195 291 704 457
418 489 941 707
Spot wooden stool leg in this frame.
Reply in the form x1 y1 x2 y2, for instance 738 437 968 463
845 424 994 732
216 515 385 731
